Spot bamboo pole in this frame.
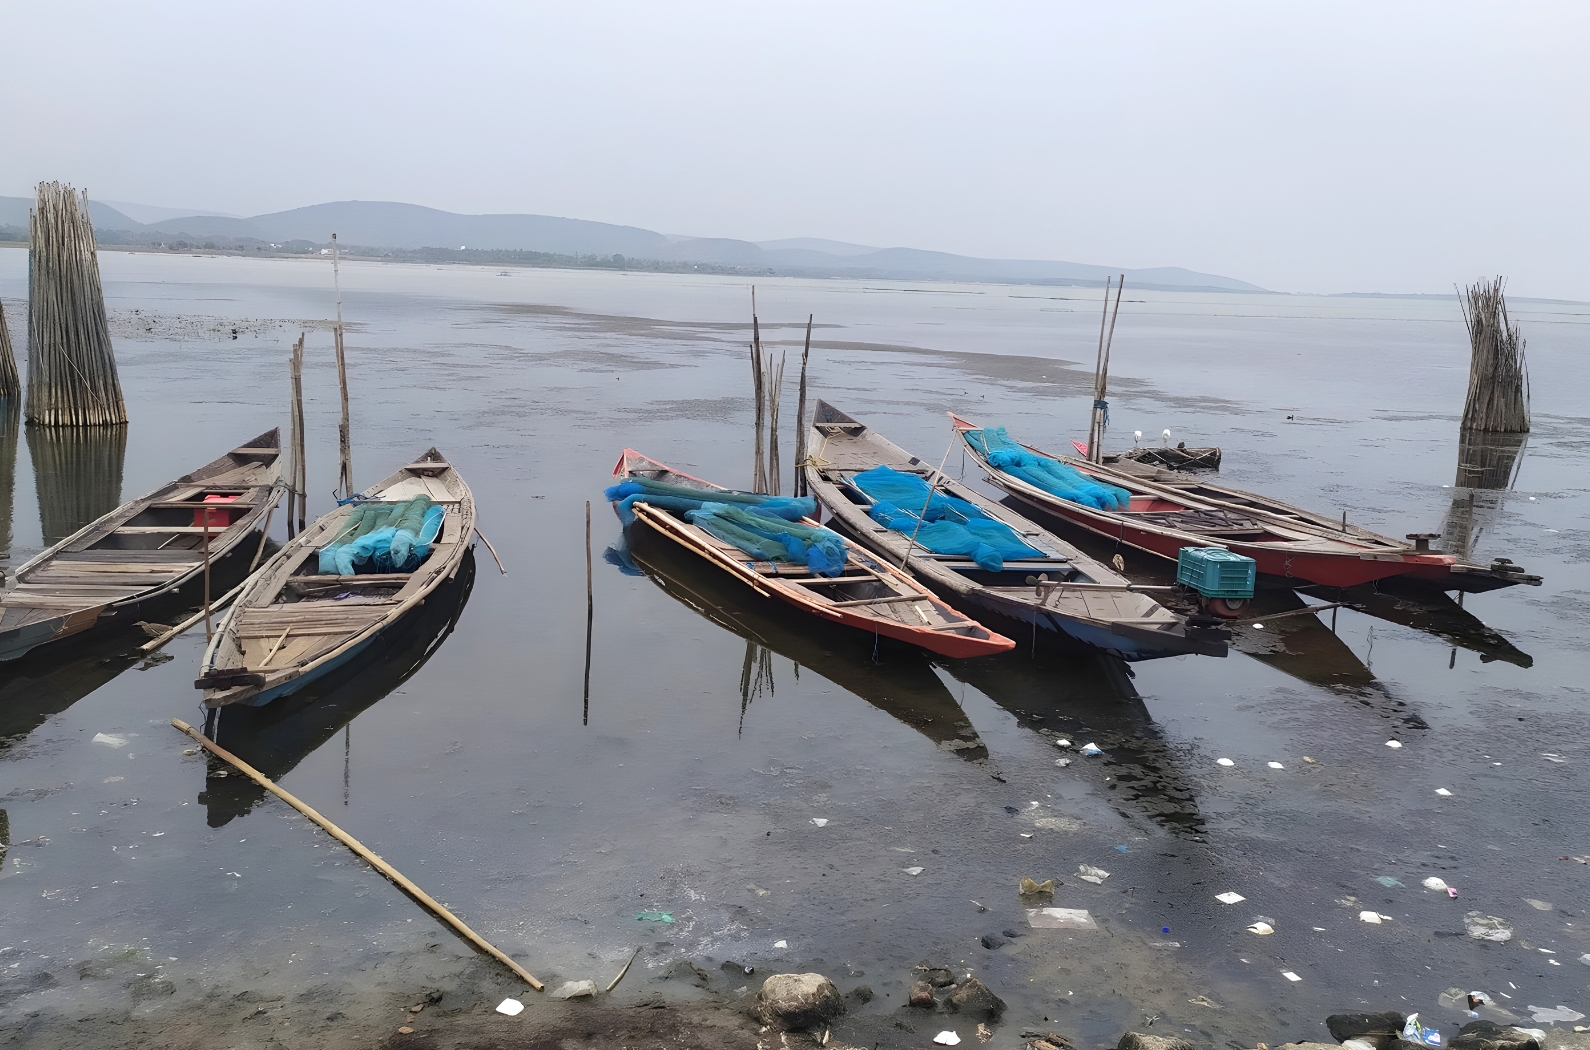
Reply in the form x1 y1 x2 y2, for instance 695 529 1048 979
473 526 507 574
169 718 544 992
0 299 20 401
332 235 354 498
249 506 275 573
1086 277 1112 462
606 946 641 992
201 520 213 640
793 314 813 497
584 500 593 727
25 183 127 427
1087 277 1124 463
767 351 785 496
750 289 767 493
287 334 306 536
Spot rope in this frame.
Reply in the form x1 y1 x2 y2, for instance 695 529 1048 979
1093 399 1110 429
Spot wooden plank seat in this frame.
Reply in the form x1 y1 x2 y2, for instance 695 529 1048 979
144 500 261 510
57 549 206 563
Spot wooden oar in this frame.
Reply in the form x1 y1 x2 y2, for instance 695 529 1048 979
170 718 544 991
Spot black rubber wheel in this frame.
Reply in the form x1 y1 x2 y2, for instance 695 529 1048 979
1205 597 1249 619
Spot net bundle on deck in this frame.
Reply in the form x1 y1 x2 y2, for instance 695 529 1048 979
26 183 127 427
318 496 447 575
605 476 846 576
850 465 1045 572
962 427 1131 511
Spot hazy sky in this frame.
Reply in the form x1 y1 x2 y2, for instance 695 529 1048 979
4 2 1586 297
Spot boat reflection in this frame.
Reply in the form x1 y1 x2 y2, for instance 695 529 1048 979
1226 587 1375 688
199 550 476 827
935 650 1208 839
0 623 145 756
618 526 989 761
1302 580 1532 669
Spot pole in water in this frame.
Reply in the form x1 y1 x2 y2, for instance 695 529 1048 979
583 500 593 727
170 718 545 991
332 235 353 499
201 520 213 640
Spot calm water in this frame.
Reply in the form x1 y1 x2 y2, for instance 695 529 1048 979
0 248 1587 1044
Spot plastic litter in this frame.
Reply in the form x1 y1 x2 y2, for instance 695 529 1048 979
1376 876 1405 888
810 818 829 827
774 940 787 948
92 733 129 749
1252 623 1265 630
1403 1014 1442 1045
1386 741 1403 749
1216 891 1246 905
1115 844 1131 853
1055 758 1072 767
635 911 674 923
1055 739 1072 747
1359 911 1384 924
1080 743 1103 756
1027 907 1097 930
935 1032 962 1046
1423 877 1449 890
903 867 924 876
1522 899 1553 911
1268 762 1284 769
1282 971 1302 982
1464 912 1513 942
1078 865 1110 884
1580 954 1590 966
496 998 524 1016
1530 1006 1586 1023
1217 758 1235 767
1247 921 1274 935
1436 788 1453 797
551 980 597 999
1448 887 1459 898
1019 877 1055 896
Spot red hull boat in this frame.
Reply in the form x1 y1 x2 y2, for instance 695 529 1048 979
954 417 1538 593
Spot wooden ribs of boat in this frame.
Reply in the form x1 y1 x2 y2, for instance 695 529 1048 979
0 430 286 661
955 414 1539 592
802 401 1227 660
612 449 1015 659
198 448 474 708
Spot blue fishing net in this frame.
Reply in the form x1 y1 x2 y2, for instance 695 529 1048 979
686 502 847 577
961 427 1132 511
317 497 447 575
603 476 815 527
604 476 842 576
850 464 1046 572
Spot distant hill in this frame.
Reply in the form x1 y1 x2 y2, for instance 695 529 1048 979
0 195 1265 292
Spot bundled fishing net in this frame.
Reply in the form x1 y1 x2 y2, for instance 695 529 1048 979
850 465 1045 572
961 427 1132 511
604 475 845 576
318 496 448 575
604 476 815 527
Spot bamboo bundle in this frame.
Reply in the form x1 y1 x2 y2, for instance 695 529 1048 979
0 301 21 401
25 183 127 427
27 422 126 544
1458 278 1529 434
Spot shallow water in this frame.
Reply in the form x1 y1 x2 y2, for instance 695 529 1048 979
0 248 1587 1045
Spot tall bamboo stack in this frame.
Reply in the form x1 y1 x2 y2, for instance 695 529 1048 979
0 301 21 401
1458 278 1529 434
0 403 18 565
26 183 127 427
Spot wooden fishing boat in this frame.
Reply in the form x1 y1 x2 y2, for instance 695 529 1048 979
802 403 1228 660
0 430 285 662
612 449 1015 659
197 449 473 708
955 415 1540 594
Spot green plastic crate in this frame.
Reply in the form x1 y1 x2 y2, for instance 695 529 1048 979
1176 546 1256 599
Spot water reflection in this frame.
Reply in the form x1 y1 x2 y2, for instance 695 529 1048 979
0 402 17 568
936 651 1208 838
0 623 146 757
1226 587 1375 688
199 550 477 827
26 423 127 545
618 527 989 761
1302 580 1532 669
1443 430 1528 561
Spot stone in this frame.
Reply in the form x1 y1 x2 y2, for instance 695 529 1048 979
1327 1012 1407 1048
847 985 875 1005
1450 1021 1541 1050
948 977 1005 1021
1542 1034 1590 1050
398 1025 414 1034
759 973 845 1031
550 980 598 1000
981 934 1006 950
920 967 957 988
1119 1034 1197 1050
910 981 937 1009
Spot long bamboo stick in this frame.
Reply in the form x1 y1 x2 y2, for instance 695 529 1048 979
793 314 813 497
170 718 544 991
333 236 354 498
137 570 260 653
767 351 785 496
